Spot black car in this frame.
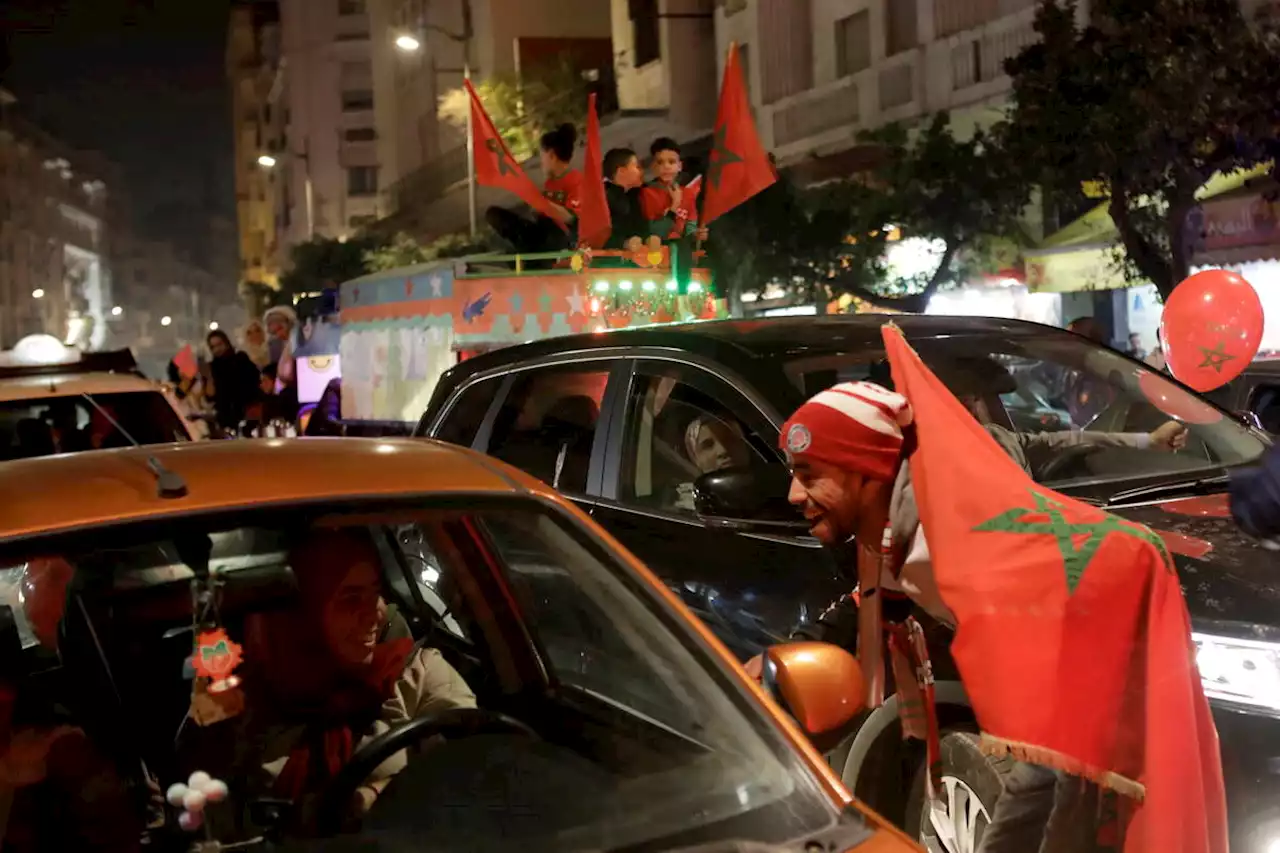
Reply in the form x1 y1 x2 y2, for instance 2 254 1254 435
415 315 1280 853
1205 358 1280 434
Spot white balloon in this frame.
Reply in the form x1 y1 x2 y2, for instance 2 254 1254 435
202 779 229 803
182 789 207 813
165 783 189 807
187 770 212 790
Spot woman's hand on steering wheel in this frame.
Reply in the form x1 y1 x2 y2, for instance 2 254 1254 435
314 708 536 837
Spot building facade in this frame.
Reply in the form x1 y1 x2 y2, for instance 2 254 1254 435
228 0 284 291
0 89 117 351
368 0 613 237
275 0 383 252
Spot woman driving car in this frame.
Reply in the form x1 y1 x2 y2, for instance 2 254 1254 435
187 527 476 837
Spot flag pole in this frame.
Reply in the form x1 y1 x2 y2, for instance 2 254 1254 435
693 42 733 268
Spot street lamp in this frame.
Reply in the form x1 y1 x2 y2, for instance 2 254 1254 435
31 289 44 299
209 321 219 331
111 305 123 317
394 0 477 238
257 147 315 240
160 315 172 327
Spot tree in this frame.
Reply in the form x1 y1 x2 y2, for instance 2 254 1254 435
438 55 597 162
363 231 492 272
1003 0 1280 299
713 114 1030 312
239 280 289 319
279 236 375 298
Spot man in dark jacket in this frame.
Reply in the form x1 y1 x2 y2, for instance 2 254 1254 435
602 148 646 252
206 330 262 432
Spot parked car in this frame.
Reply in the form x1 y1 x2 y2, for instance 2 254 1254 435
1204 357 1280 434
417 315 1280 853
0 439 916 853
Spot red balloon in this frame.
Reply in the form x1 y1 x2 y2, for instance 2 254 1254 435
1136 371 1223 425
1162 269 1264 392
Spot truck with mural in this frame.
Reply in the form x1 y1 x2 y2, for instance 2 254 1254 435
335 248 725 429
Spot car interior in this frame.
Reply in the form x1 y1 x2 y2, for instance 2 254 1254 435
0 501 836 853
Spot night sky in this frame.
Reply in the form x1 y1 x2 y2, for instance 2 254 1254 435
0 0 235 260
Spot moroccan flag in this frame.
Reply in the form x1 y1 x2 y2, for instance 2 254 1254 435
576 92 611 248
699 42 776 225
465 80 567 231
882 323 1227 853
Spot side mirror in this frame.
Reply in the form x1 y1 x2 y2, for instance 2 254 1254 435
692 464 809 533
1237 409 1265 431
761 642 865 745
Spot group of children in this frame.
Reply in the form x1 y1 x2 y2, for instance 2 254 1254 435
485 124 708 260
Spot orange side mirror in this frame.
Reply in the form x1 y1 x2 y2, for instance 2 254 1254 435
762 641 865 738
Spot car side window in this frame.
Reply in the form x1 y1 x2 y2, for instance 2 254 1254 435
433 377 502 447
1247 383 1280 433
620 364 779 515
481 365 612 494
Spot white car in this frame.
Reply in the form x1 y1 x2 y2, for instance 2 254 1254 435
0 335 197 460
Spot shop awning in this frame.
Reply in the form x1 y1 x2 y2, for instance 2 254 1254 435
1025 164 1274 293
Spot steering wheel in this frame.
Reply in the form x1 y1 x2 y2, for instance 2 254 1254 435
314 708 537 836
1036 443 1105 482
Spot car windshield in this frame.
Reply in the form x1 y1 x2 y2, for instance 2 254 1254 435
0 498 839 852
782 328 1266 490
0 391 188 459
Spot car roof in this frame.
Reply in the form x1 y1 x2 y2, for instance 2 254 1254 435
446 314 1052 379
0 438 554 542
0 371 162 402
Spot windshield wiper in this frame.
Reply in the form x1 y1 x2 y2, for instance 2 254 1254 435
1103 474 1230 508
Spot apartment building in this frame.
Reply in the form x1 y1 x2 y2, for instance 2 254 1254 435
274 0 383 251
715 0 1053 173
228 0 284 290
0 89 117 351
367 0 613 237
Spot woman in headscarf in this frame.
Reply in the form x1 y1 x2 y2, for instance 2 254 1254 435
263 306 299 420
241 321 271 369
672 413 751 511
193 527 475 837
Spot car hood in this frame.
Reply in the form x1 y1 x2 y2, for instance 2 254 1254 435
1111 494 1280 629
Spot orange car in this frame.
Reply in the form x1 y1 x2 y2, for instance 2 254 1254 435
0 439 918 853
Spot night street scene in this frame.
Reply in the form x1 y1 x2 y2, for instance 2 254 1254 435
3 1 1280 851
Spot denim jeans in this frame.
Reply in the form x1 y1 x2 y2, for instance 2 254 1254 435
977 761 1113 853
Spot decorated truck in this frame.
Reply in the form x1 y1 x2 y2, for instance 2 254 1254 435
337 248 726 429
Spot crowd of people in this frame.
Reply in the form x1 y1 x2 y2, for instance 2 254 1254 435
168 306 301 437
485 126 710 265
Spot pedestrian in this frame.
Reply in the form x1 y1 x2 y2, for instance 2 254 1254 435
207 329 263 432
242 320 271 368
263 306 299 420
768 324 1225 853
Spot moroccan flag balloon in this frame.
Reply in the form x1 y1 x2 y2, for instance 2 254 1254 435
699 42 776 225
576 92 611 249
465 80 567 231
883 323 1227 853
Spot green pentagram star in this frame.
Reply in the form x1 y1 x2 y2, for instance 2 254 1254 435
1197 340 1236 372
706 124 742 190
972 490 1170 595
485 139 515 176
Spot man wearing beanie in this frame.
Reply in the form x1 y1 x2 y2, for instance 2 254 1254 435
777 380 1107 853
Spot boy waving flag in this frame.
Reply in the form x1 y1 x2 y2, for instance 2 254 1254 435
465 80 567 231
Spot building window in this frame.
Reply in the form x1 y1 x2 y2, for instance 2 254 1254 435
347 166 379 196
835 11 871 77
344 127 377 142
886 0 919 56
341 90 375 111
337 0 365 15
757 0 813 104
630 0 660 67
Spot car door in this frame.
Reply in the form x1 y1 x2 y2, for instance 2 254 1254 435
591 356 849 661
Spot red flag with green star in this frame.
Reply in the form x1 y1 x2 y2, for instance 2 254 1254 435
699 42 776 225
465 80 567 231
883 323 1226 853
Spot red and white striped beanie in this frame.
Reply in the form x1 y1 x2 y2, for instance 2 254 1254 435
780 381 913 482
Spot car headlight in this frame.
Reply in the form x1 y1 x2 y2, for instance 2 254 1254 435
1193 632 1280 712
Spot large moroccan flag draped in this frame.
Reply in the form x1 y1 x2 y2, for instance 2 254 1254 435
699 42 776 225
465 80 567 231
882 324 1227 853
576 92 611 249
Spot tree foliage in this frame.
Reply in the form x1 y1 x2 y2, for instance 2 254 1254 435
438 55 595 161
279 236 376 298
363 231 492 272
714 114 1030 312
239 280 289 320
1003 0 1280 299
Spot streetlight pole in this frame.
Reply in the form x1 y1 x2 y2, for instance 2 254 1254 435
300 138 315 240
396 0 477 238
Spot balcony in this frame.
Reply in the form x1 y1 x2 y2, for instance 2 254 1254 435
877 56 916 113
950 12 1037 92
771 77 861 149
